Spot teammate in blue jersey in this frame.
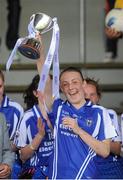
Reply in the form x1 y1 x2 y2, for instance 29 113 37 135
15 74 54 179
0 70 24 179
84 77 123 178
0 71 24 141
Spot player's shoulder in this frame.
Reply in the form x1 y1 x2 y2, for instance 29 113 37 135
90 104 111 117
9 99 23 110
107 108 117 116
89 103 106 111
23 108 34 120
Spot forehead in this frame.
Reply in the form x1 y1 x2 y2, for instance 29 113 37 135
60 71 82 81
84 84 97 93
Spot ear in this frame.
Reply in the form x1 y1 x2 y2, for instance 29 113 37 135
33 90 38 97
82 80 87 88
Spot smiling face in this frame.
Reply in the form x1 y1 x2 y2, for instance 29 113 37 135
60 70 86 109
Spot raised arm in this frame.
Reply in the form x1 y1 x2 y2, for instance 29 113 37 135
36 33 45 75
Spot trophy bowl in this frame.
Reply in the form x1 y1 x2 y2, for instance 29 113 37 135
18 13 53 59
18 38 41 59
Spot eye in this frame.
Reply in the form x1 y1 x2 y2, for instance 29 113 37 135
72 80 79 85
62 83 68 88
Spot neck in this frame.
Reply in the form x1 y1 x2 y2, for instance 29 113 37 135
71 99 86 109
0 96 3 105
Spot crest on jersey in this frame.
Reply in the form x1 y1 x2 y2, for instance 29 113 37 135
86 119 93 127
15 130 20 138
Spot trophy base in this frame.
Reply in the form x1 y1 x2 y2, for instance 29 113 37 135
18 38 41 59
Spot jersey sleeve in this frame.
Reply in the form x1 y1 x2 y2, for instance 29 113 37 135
98 107 117 141
15 115 28 148
108 109 122 142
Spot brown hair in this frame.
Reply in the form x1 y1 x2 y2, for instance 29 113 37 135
85 77 102 99
0 70 5 82
60 67 84 81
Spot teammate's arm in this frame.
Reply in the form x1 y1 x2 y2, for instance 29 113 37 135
20 118 45 162
110 141 121 155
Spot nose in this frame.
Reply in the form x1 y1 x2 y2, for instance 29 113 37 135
68 82 74 90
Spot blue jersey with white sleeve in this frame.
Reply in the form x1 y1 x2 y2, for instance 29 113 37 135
95 109 123 179
108 109 121 142
48 99 116 179
0 95 24 140
15 104 54 169
0 95 24 179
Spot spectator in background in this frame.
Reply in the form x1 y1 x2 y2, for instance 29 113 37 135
104 0 123 62
0 70 24 179
84 77 123 178
0 0 21 61
0 112 14 179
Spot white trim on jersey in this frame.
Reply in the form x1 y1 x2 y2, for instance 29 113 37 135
27 125 33 142
92 113 101 138
107 109 122 142
16 111 34 147
75 149 96 180
52 105 62 180
10 113 18 140
33 105 40 119
93 105 117 139
75 112 101 179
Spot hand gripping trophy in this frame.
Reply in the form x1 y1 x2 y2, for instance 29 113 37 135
6 12 60 100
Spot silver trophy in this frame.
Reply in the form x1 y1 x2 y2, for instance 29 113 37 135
18 13 53 59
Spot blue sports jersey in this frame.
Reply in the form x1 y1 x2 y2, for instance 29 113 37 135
48 99 116 179
0 95 24 179
95 109 123 179
0 95 24 140
15 104 54 169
